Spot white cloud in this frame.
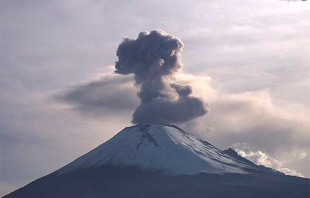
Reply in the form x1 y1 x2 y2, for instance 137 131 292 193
278 168 304 177
179 73 310 177
2 0 310 196
232 143 304 177
293 152 307 160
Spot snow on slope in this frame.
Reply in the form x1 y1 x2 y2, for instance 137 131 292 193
57 124 257 175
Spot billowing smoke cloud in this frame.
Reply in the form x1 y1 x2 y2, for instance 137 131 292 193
115 30 208 124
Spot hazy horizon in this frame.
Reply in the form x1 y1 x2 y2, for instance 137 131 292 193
1 0 310 196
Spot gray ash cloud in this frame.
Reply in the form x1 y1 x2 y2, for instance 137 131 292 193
115 30 208 124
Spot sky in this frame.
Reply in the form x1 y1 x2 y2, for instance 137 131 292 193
1 0 310 196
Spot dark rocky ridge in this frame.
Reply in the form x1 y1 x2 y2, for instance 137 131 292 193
4 165 309 198
3 124 309 198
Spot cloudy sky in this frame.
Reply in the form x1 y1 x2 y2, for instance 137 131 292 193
1 0 309 196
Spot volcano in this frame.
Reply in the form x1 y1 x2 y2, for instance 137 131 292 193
3 124 309 198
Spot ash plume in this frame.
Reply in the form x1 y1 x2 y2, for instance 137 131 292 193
115 30 208 124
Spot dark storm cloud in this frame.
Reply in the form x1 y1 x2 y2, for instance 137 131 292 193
115 30 208 124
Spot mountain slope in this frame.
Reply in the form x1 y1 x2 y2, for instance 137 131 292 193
3 124 309 198
57 123 257 175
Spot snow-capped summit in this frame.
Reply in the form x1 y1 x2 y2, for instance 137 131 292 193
4 124 309 198
58 123 256 175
